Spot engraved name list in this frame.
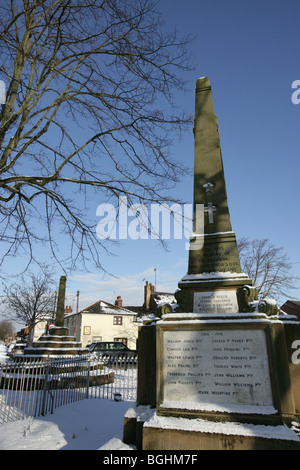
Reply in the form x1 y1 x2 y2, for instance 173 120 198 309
162 328 274 409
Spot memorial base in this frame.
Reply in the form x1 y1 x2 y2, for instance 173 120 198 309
24 326 88 357
143 312 300 450
142 413 300 450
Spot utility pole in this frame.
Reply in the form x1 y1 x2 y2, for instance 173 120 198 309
75 290 79 340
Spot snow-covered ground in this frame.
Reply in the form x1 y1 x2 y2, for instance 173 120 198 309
0 344 9 363
0 343 135 450
1 344 300 453
0 397 135 450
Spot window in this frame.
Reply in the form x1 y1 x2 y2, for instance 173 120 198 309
113 316 123 325
94 343 106 351
114 338 127 346
92 336 102 342
84 326 91 335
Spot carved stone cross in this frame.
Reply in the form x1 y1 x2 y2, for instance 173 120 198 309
204 202 217 224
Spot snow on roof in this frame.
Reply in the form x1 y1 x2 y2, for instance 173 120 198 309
152 293 176 307
75 300 138 316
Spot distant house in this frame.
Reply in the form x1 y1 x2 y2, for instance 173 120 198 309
143 281 176 314
64 296 140 349
64 282 177 349
281 300 300 321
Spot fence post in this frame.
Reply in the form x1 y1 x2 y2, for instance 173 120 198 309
41 357 50 416
86 357 90 399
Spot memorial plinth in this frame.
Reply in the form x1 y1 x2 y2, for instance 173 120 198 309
140 311 300 450
156 313 292 421
158 320 275 417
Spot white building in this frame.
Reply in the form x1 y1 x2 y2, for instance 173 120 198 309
64 296 140 349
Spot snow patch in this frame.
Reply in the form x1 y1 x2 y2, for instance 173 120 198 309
144 412 300 441
160 401 277 415
181 272 250 282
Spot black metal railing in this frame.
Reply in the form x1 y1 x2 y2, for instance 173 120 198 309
0 353 137 424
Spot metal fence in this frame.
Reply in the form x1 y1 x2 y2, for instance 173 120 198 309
88 353 137 401
0 353 137 425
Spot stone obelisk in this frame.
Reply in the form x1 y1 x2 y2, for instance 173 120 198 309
54 275 67 331
176 77 252 313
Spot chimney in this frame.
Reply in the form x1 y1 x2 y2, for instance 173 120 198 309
144 281 154 311
65 306 72 314
115 296 123 308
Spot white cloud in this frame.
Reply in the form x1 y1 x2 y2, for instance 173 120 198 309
68 264 182 311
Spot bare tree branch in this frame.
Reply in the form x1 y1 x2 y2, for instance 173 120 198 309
0 0 195 271
238 237 299 300
3 266 57 346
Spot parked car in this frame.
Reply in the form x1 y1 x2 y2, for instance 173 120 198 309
88 341 137 360
10 343 26 359
7 343 16 358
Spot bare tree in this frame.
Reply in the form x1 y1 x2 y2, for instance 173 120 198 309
238 237 299 300
0 319 15 342
0 0 194 272
3 268 57 346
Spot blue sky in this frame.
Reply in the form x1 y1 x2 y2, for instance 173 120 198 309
1 0 300 315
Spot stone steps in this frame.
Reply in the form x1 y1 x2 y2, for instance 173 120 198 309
23 328 88 357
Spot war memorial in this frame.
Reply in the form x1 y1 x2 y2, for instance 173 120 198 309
124 77 300 450
24 276 87 357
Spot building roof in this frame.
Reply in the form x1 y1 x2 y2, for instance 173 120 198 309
64 284 177 320
281 300 300 320
66 299 138 318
